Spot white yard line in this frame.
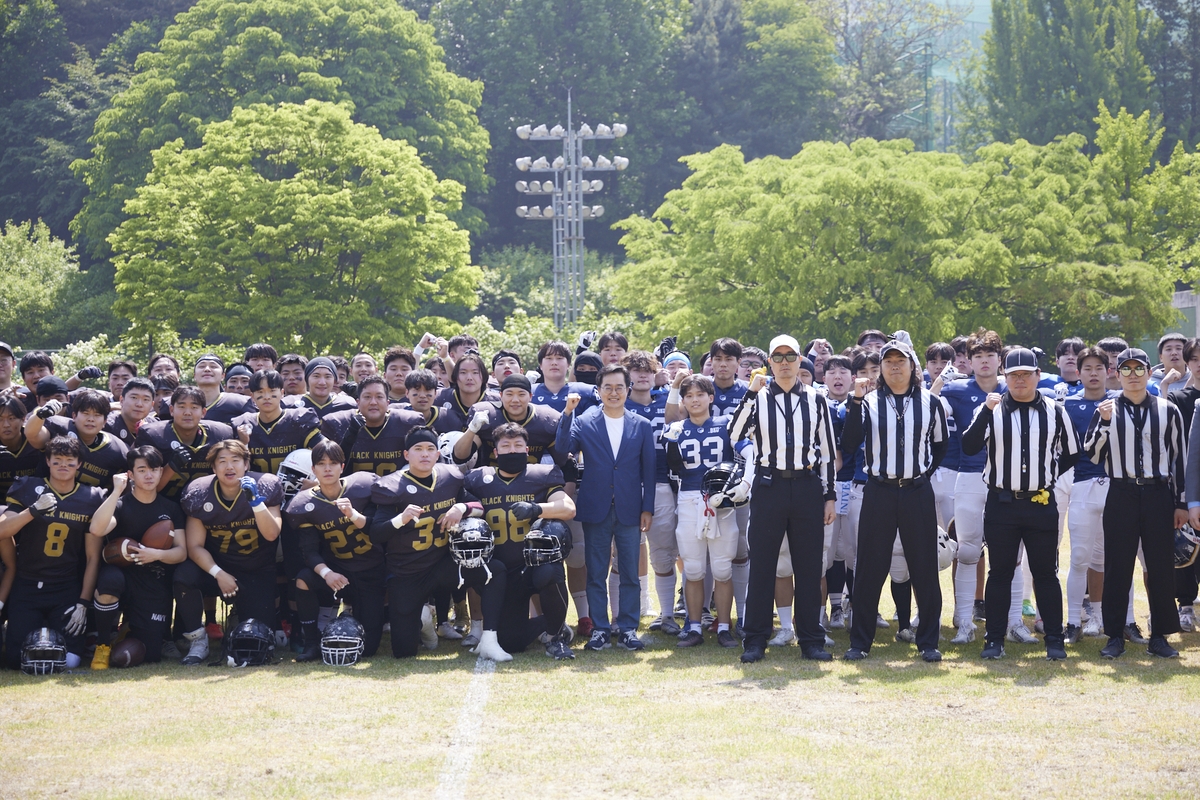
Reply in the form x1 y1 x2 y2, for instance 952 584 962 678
433 656 495 800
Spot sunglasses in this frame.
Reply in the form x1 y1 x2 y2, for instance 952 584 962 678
1117 364 1148 377
770 353 799 363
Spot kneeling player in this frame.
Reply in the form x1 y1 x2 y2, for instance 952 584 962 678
87 446 186 667
173 440 284 665
369 428 510 660
462 423 576 659
284 440 383 660
0 436 106 669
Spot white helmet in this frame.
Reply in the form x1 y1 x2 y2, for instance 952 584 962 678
938 522 959 571
438 431 463 464
277 448 314 499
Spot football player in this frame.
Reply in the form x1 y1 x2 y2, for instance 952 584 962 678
321 375 424 476
106 360 137 402
283 356 356 418
173 439 284 665
0 436 106 669
368 427 511 660
350 352 379 383
736 348 767 382
87 446 186 668
403 370 457 433
383 347 418 404
453 374 563 468
531 341 600 414
192 353 255 425
0 341 24 400
663 375 743 647
284 440 382 660
20 351 92 402
224 364 253 397
424 356 449 389
26 389 129 491
135 385 235 501
105 376 156 445
0 394 44 498
491 350 523 384
147 353 181 382
572 352 603 385
597 332 629 366
462 423 577 658
244 343 278 374
276 354 309 397
433 352 499 432
446 334 480 364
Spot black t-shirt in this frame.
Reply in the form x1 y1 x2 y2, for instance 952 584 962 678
1169 386 1200 434
40 417 129 491
463 465 565 569
112 492 186 583
181 473 284 572
285 472 381 573
369 463 463 577
6 477 106 583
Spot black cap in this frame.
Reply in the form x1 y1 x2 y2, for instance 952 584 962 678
304 357 337 380
1116 347 1151 368
225 364 252 380
500 374 532 393
1003 347 1039 373
36 375 69 398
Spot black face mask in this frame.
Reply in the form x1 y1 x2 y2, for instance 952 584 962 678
575 369 598 386
496 452 528 474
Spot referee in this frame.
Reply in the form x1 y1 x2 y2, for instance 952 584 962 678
729 334 837 663
840 340 948 662
961 347 1079 661
1086 347 1187 659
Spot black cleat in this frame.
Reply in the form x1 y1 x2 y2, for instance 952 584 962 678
843 647 868 661
981 640 1005 660
740 644 766 663
802 646 833 662
1100 636 1125 659
920 648 943 663
1147 636 1179 658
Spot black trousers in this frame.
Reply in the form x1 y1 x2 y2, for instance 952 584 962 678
173 560 277 633
333 563 387 657
1175 559 1199 606
95 563 172 662
386 557 507 658
1103 481 1181 638
744 471 825 650
5 578 84 668
850 480 942 653
498 561 569 653
983 491 1063 644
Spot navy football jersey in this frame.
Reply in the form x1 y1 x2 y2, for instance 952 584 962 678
531 381 600 415
466 402 563 467
283 392 356 420
321 408 425 476
181 472 285 571
711 380 749 418
285 471 381 573
663 415 734 491
202 392 256 426
941 378 1007 475
434 387 501 433
40 417 129 491
626 391 671 483
104 410 147 445
369 463 463 577
134 420 235 500
6 477 105 583
0 436 44 499
231 408 323 475
1064 391 1119 482
462 464 565 569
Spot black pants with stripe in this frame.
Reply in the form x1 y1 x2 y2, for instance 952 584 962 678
1103 481 1180 638
744 471 825 650
850 479 941 653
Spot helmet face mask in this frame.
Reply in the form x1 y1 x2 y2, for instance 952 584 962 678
1176 524 1199 568
449 518 495 569
937 524 958 571
321 615 366 666
524 519 572 567
226 618 275 666
21 627 68 675
277 448 314 499
701 461 746 509
438 432 463 464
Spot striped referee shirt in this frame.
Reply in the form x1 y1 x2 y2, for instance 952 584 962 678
961 393 1080 492
728 380 837 499
1084 393 1186 505
841 385 949 480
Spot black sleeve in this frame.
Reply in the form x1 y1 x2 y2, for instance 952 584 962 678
960 406 992 456
1057 450 1081 477
665 439 684 477
927 439 947 475
841 398 865 453
297 523 323 571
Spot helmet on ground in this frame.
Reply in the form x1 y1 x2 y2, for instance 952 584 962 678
21 627 67 675
321 614 366 666
226 618 275 666
524 519 573 567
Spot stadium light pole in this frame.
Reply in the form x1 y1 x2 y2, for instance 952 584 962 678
515 94 628 328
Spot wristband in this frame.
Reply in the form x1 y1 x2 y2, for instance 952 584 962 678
318 566 332 579
413 345 426 359
250 498 266 509
208 564 223 578
667 389 681 404
78 598 91 607
391 513 407 529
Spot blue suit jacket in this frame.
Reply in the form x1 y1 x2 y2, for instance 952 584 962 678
555 406 656 525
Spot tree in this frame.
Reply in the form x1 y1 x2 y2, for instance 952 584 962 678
1142 0 1200 156
107 100 478 354
0 219 84 347
73 0 489 264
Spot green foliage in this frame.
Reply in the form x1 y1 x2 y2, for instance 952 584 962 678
615 110 1186 353
54 0 194 55
0 219 80 348
0 0 71 104
73 0 489 263
108 100 478 355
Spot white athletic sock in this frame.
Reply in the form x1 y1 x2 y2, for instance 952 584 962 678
640 574 650 614
954 563 977 625
778 605 793 631
828 592 843 611
1091 601 1102 625
1066 564 1087 626
572 590 589 620
1021 558 1033 601
1008 568 1024 627
1127 583 1136 625
732 560 750 621
608 570 620 622
655 573 676 619
717 622 730 633
703 566 714 612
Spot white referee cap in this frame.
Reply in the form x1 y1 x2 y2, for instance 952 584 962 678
768 335 800 355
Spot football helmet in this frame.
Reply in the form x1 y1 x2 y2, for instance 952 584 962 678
21 627 68 675
225 618 275 666
1175 524 1199 568
938 523 958 571
524 519 573 567
321 614 366 666
438 431 463 464
449 518 495 569
702 461 747 509
277 448 314 500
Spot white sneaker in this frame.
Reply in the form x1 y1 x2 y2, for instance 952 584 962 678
768 628 796 647
876 613 890 629
461 630 481 648
828 606 846 629
1180 606 1196 632
910 614 920 629
420 605 439 650
820 608 830 631
437 621 463 640
472 629 513 662
1006 623 1038 644
824 633 835 647
895 627 916 643
951 622 976 645
181 628 209 665
1081 615 1103 638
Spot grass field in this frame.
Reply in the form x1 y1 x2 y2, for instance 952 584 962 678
4 563 1200 800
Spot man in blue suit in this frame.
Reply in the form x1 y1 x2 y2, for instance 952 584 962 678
557 363 656 651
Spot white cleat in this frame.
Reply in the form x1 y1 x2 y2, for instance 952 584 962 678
420 605 439 650
1180 606 1195 632
472 630 513 662
768 628 796 647
1081 615 1103 638
951 622 976 645
437 621 463 640
181 627 210 665
1006 623 1038 644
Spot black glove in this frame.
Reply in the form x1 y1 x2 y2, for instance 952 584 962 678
76 365 103 380
655 336 678 363
36 399 63 419
510 501 542 522
340 412 365 453
340 381 358 399
168 440 193 473
29 492 57 518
